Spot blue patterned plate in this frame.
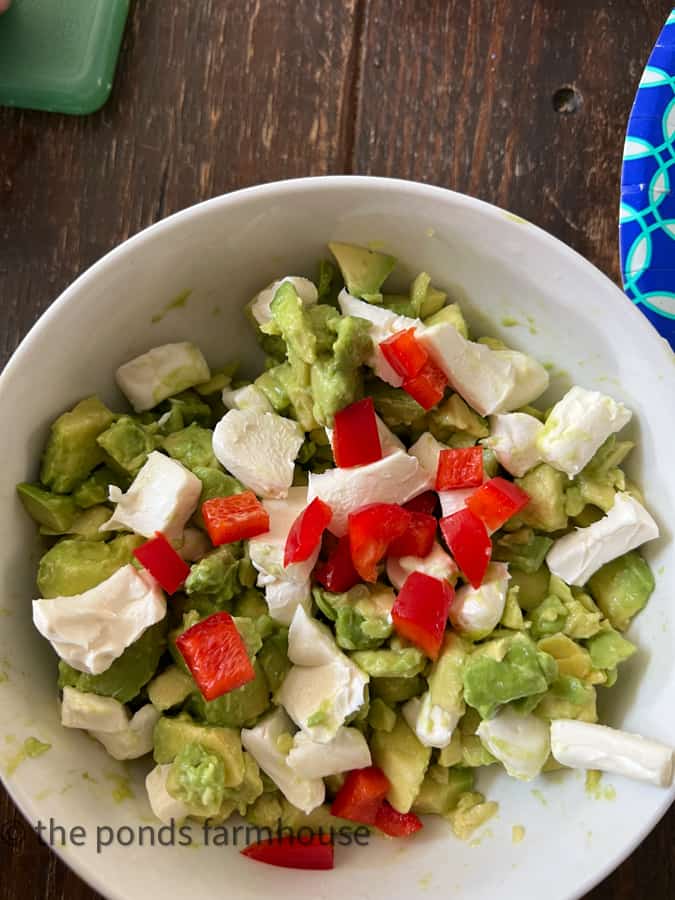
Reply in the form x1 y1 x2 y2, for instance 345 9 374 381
620 8 675 347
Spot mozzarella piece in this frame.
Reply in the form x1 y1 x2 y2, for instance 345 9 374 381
222 384 274 414
90 704 160 760
417 323 549 416
287 604 342 666
408 431 446 478
33 565 166 675
286 726 372 778
101 451 202 540
325 414 405 459
212 409 303 499
308 449 432 536
386 541 457 590
116 342 210 413
546 492 659 586
449 562 510 639
241 708 325 813
146 764 190 825
477 707 550 781
537 386 632 477
260 576 311 626
402 692 460 749
249 487 319 584
176 527 211 563
60 687 129 733
550 720 673 787
338 289 420 386
250 276 318 326
438 487 478 518
486 412 543 477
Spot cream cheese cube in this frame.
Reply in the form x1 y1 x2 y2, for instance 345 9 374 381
116 342 210 413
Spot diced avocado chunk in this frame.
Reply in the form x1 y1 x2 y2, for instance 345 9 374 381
166 741 226 818
192 466 244 529
548 575 604 639
73 466 128 509
153 714 245 787
185 547 241 606
370 674 426 705
17 483 76 531
501 588 525 630
367 380 426 429
438 729 463 767
447 791 498 839
423 303 469 338
160 390 213 429
278 797 363 833
534 675 597 722
493 528 553 574
413 766 474 816
350 647 426 679
588 551 655 632
429 394 488 441
537 634 592 679
528 595 568 640
40 396 115 493
37 534 143 598
368 697 397 732
370 715 431 813
97 416 160 477
233 589 268 619
516 464 568 532
245 792 284 829
213 752 264 820
187 662 270 728
335 606 391 650
148 665 196 711
257 630 290 694
585 628 636 669
328 242 396 297
508 566 550 611
428 633 467 716
311 316 372 426
163 423 218 471
58 620 166 703
40 505 111 541
254 366 291 413
266 283 318 364
410 272 446 319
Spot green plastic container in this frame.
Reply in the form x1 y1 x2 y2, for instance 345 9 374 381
0 0 129 115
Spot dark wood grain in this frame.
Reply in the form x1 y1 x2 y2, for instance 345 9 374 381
0 1 672 898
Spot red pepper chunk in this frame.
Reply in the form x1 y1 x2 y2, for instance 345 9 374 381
241 834 333 870
375 801 424 837
202 491 269 546
176 611 254 701
391 571 454 660
440 508 492 588
330 766 391 825
436 446 483 490
387 511 437 559
403 490 439 517
466 476 530 532
333 397 382 468
402 359 448 410
348 503 412 582
314 535 361 592
379 328 428 379
133 532 190 594
284 498 332 566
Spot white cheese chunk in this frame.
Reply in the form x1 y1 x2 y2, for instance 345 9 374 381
546 492 659 586
287 604 343 666
449 562 510 639
212 409 303 499
222 384 273 414
486 412 544 477
248 487 319 584
286 726 372 778
33 565 166 676
438 487 478 518
537 386 632 477
550 719 673 787
308 449 432 537
250 276 318 327
101 451 202 540
408 431 447 478
477 707 550 781
60 686 129 733
402 692 460 749
146 764 190 825
325 414 405 459
241 708 325 813
90 704 160 760
116 342 210 413
386 541 457 591
259 576 311 626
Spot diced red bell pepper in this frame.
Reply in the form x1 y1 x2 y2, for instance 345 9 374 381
241 834 333 870
436 446 483 490
330 766 391 825
284 498 333 566
333 397 382 468
133 531 190 594
387 512 437 559
440 507 492 588
314 535 361 592
465 476 530 532
391 571 454 660
175 611 255 701
403 490 439 517
374 801 424 837
202 491 269 546
402 359 448 410
348 503 412 582
379 328 428 379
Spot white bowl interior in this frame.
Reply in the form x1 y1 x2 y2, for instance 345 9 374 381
0 177 672 900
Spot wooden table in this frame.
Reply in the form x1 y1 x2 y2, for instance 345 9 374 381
1 1 673 897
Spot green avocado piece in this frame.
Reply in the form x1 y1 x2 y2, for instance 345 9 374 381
367 380 426 429
368 697 397 732
257 630 290 694
17 483 76 531
508 567 550 611
37 534 143 598
428 633 468 716
73 466 129 509
335 607 391 650
166 741 226 818
588 551 655 632
57 619 167 703
429 394 488 441
317 258 338 301
410 272 446 319
423 303 470 338
267 282 318 364
585 628 636 669
245 792 284 829
515 464 568 532
528 595 569 640
534 675 597 722
350 647 426 679
165 390 214 427
311 316 372 426
40 396 115 493
254 366 291 413
192 466 244 529
278 797 363 833
412 767 474 816
370 715 431 813
493 528 554 574
185 547 241 605
370 674 426 705
153 714 245 787
187 661 270 728
163 423 218 471
96 416 160 476
307 304 342 354
147 665 196 711
233 589 268 619
212 752 264 820
40 505 111 541
548 575 604 639
328 242 396 297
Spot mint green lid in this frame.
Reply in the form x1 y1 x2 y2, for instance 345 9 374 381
0 0 129 115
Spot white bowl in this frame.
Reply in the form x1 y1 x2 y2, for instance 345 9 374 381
0 177 672 900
